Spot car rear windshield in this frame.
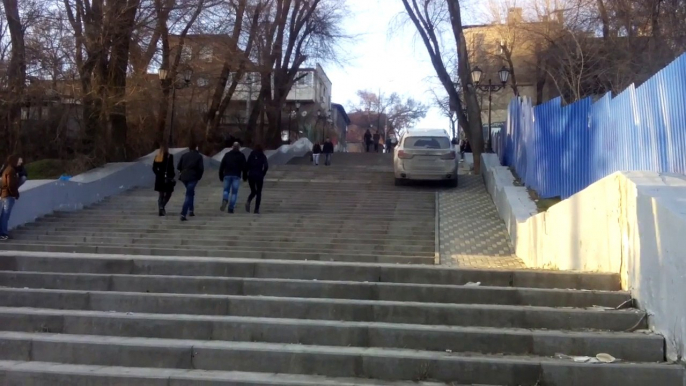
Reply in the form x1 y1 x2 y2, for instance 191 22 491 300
403 136 451 149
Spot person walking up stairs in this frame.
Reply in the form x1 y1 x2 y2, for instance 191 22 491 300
219 142 247 214
323 138 334 166
176 142 204 221
244 144 269 214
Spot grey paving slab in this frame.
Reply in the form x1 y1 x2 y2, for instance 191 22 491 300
439 168 526 269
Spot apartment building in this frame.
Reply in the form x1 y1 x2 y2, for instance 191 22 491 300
463 8 563 128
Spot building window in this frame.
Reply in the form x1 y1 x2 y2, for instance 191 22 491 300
181 45 192 62
199 46 213 62
197 77 209 87
195 103 208 113
297 72 310 85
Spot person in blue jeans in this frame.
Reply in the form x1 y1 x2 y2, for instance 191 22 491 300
218 142 247 213
177 142 204 221
0 155 22 240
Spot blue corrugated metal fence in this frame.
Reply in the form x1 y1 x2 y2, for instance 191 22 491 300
500 53 686 199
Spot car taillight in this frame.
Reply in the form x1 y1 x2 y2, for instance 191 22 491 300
441 151 456 160
398 150 413 159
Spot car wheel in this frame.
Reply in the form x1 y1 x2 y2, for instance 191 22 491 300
446 177 458 188
395 178 405 187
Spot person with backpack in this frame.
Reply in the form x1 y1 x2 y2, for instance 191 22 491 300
0 155 22 240
152 143 175 216
177 141 204 221
244 144 269 214
219 142 247 214
312 142 322 165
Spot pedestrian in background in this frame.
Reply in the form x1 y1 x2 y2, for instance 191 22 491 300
219 142 247 214
245 144 269 214
322 137 334 166
152 143 175 216
312 142 322 165
0 155 22 240
373 131 381 152
364 129 372 152
177 141 204 221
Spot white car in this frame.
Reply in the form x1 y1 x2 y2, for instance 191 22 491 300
393 129 458 187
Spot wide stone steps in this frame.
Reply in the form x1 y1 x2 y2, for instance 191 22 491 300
0 253 622 289
0 271 630 308
0 258 681 384
15 228 433 242
0 361 451 386
3 166 437 264
0 243 435 264
7 235 432 256
0 308 662 362
0 331 680 385
1 158 682 385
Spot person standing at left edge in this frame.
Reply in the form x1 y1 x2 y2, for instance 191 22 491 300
177 142 204 221
219 142 247 214
0 155 22 240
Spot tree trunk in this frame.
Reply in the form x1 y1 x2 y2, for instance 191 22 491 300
596 0 611 39
2 0 26 153
105 0 139 161
448 0 484 173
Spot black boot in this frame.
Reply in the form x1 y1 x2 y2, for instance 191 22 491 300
245 200 251 213
158 197 164 216
220 199 228 212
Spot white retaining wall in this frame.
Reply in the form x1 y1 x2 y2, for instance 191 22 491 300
212 138 313 165
482 153 686 362
11 141 313 230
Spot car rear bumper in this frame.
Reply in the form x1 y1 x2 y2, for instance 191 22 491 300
394 170 458 181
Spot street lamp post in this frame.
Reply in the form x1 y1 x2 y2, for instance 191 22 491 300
470 65 510 153
159 67 193 147
322 111 333 140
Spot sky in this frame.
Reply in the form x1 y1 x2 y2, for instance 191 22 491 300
326 0 487 130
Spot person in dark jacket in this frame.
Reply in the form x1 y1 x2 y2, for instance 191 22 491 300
0 155 22 240
177 142 204 221
364 129 372 152
219 142 247 213
152 144 175 216
244 144 269 214
312 142 322 166
322 138 334 166
373 131 381 152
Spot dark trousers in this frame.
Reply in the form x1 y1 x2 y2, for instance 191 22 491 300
181 180 198 216
157 191 172 209
248 177 264 213
374 143 379 152
365 142 372 152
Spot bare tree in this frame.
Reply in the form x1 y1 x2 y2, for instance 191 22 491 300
246 0 346 147
401 0 485 172
349 89 428 139
203 0 264 142
154 0 207 144
61 0 143 161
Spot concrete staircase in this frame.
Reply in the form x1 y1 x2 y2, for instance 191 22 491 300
0 154 683 385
